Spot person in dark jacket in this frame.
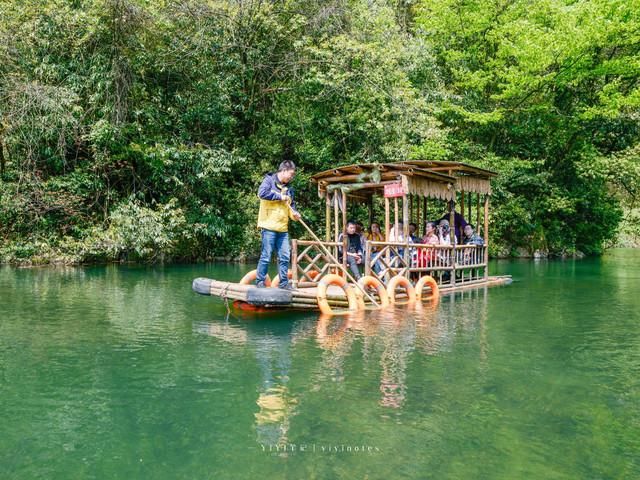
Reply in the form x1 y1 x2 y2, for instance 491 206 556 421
255 160 301 289
337 220 363 280
462 224 484 246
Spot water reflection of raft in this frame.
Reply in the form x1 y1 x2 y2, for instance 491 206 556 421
192 274 512 312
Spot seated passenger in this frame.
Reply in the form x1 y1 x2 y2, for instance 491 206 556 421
338 220 363 280
437 210 467 242
421 222 440 245
461 224 484 266
366 222 384 243
437 219 457 246
408 222 420 243
417 222 439 267
462 224 484 246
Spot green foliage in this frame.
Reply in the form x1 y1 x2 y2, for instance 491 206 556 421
0 0 638 264
414 0 639 255
97 198 192 261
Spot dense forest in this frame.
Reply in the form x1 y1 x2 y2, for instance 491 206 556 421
1 0 638 264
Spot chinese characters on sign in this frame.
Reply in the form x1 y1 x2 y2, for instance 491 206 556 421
383 182 405 198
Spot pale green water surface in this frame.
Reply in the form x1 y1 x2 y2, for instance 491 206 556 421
1 250 639 479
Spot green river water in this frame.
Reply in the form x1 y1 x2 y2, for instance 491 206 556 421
1 250 639 479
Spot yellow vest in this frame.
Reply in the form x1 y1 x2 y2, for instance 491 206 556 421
257 199 295 232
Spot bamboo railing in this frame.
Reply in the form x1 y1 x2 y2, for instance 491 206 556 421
291 239 488 288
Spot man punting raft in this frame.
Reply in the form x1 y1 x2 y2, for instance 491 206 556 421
255 160 301 290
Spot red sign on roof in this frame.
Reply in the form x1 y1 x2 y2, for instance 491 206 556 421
384 182 405 198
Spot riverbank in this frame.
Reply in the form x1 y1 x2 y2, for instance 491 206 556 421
2 238 634 267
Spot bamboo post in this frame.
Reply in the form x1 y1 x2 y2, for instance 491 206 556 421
476 192 481 236
409 194 413 225
384 197 390 241
416 195 421 235
342 233 348 274
449 199 455 242
385 196 390 268
394 198 399 237
394 197 399 272
423 197 427 229
291 240 298 288
342 190 347 235
325 193 331 242
460 191 465 222
449 198 456 286
484 194 490 280
364 240 371 276
333 191 339 242
402 194 409 268
341 189 348 275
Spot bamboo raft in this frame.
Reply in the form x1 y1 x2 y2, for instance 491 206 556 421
192 275 513 311
193 160 513 313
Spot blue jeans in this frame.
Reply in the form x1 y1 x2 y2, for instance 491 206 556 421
256 229 290 286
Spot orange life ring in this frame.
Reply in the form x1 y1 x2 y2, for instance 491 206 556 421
415 275 439 301
316 273 361 316
271 269 293 288
386 275 416 305
357 275 389 308
239 269 271 287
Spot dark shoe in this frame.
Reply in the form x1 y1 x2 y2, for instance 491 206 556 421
278 283 295 291
256 281 267 288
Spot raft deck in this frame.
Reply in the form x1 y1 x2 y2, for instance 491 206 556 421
192 275 512 310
